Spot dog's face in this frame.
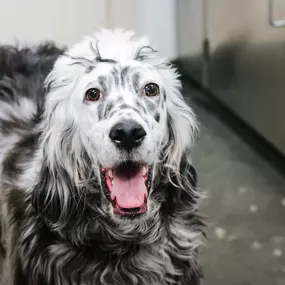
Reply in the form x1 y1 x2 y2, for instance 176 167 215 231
73 61 169 219
80 63 166 168
38 29 197 230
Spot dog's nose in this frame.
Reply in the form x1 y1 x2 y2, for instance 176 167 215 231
109 120 146 150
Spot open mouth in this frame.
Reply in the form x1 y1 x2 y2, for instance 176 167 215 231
101 161 152 218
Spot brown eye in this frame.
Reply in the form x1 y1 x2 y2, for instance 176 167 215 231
143 83 159 97
85 88 101 101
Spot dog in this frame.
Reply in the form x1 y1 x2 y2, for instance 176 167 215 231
0 29 204 285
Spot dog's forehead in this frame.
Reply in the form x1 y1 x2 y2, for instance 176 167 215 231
84 63 166 122
84 62 162 90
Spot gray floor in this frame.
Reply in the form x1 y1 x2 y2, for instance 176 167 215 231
183 84 285 285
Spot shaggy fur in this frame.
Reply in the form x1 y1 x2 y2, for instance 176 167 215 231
0 29 204 285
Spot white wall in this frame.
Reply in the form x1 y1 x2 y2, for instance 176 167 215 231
104 0 178 59
107 0 137 31
0 0 178 59
135 0 178 59
0 0 107 46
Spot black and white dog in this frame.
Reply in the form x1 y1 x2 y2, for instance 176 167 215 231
0 29 204 285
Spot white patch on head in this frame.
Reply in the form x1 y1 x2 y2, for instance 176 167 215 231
67 29 153 63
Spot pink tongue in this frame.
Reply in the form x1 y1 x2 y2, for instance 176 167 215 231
111 169 147 209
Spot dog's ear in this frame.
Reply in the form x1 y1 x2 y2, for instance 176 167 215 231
162 155 199 215
31 161 81 229
32 53 91 230
159 64 198 190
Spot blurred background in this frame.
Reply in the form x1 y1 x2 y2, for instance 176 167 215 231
1 0 285 284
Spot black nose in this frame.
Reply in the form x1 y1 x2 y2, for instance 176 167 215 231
109 120 146 150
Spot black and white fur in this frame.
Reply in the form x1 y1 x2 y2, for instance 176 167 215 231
0 29 204 285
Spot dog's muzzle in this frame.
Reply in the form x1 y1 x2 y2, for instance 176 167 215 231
109 119 146 151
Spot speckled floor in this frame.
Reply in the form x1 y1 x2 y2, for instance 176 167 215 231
183 84 285 285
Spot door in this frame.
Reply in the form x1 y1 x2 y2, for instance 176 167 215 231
176 0 207 85
177 0 285 156
207 0 285 155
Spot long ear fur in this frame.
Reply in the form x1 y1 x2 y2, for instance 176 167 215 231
32 162 80 229
159 64 198 191
32 54 95 233
39 54 85 171
31 155 102 243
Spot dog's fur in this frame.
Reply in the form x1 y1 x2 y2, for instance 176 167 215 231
0 29 204 285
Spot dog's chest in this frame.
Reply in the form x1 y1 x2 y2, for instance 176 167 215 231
36 241 187 285
97 244 177 285
18 215 201 284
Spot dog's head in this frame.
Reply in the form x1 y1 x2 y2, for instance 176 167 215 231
33 29 198 240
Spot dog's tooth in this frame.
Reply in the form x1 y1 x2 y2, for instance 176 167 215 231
142 167 147 176
108 169 113 178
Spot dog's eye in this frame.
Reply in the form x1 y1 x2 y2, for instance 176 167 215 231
85 88 101 101
143 83 159 97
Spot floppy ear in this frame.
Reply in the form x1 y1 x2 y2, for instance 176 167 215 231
33 81 81 229
31 161 81 229
159 64 198 190
31 50 99 232
161 161 198 216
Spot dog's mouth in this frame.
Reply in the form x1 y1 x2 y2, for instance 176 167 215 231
101 161 152 217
